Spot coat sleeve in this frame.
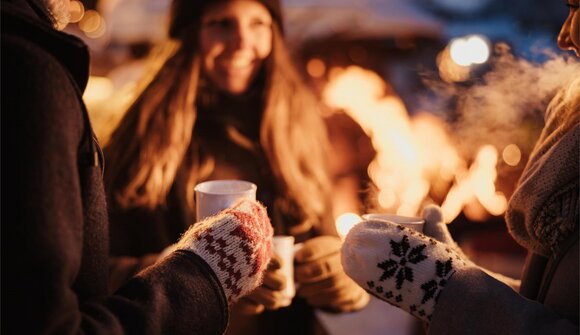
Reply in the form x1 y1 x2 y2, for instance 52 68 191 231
109 254 159 293
428 267 578 335
1 35 228 334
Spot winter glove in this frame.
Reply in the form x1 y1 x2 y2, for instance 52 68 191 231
422 205 470 259
422 205 520 290
295 236 370 312
233 254 289 314
341 219 468 323
175 199 273 303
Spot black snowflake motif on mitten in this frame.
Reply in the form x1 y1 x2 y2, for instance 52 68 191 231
410 304 428 318
420 257 456 303
377 235 428 289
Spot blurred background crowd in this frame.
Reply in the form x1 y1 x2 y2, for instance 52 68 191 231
56 0 575 333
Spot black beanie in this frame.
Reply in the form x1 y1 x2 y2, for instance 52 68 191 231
168 0 283 39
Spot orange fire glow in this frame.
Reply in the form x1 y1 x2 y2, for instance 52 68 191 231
325 66 507 225
335 212 363 239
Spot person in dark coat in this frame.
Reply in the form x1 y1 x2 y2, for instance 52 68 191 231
341 1 579 334
0 0 273 334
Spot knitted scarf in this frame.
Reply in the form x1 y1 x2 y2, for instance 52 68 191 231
506 78 580 257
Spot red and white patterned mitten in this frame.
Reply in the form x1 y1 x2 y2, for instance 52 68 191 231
176 199 273 303
341 220 468 323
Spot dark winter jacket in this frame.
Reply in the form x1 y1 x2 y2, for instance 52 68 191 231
1 1 228 333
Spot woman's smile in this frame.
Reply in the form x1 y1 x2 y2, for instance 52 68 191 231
200 1 273 94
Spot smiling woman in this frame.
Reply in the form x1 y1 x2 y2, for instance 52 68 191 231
104 0 369 334
200 1 273 94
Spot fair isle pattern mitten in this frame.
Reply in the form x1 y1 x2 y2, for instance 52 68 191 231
422 205 471 262
341 220 467 323
176 199 273 303
422 205 521 289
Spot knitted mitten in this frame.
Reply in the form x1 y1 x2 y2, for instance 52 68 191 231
176 199 273 303
341 219 468 323
422 205 471 261
422 205 521 290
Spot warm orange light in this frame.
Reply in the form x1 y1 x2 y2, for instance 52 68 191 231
437 47 471 83
68 0 85 23
335 213 363 239
441 146 507 222
502 144 522 166
472 146 507 216
378 189 396 209
85 19 107 39
323 66 429 216
323 66 507 224
79 10 101 32
78 9 106 38
306 58 326 78
83 76 113 107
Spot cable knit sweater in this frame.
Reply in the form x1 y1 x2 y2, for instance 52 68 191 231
506 77 579 257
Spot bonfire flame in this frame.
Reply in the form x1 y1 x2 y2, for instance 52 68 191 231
324 66 507 226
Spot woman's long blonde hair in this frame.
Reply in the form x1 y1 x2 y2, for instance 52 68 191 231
104 23 332 228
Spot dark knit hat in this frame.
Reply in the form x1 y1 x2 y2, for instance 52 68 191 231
168 0 283 39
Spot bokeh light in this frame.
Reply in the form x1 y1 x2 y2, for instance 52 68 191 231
449 34 491 66
306 58 326 78
335 212 363 239
68 0 85 23
79 10 107 38
502 144 522 166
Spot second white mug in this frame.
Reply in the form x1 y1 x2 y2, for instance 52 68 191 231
272 235 296 307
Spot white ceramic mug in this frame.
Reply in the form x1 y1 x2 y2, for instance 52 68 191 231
362 213 425 232
272 235 296 307
194 180 257 221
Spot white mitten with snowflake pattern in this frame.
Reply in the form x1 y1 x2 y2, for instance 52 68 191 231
341 219 468 323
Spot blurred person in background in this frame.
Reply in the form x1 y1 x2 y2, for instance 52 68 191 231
341 1 579 334
104 0 369 334
1 0 275 333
